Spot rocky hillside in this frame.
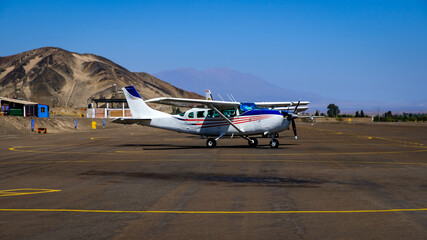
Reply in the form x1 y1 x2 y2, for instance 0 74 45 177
0 47 202 107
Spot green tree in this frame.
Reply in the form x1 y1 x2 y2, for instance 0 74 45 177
384 111 393 118
315 110 320 116
171 106 182 115
327 104 340 117
360 110 365 117
355 111 360 117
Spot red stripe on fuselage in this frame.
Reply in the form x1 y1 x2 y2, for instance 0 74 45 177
186 115 273 128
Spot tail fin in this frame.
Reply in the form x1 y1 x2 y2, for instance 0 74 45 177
205 89 214 100
122 86 168 118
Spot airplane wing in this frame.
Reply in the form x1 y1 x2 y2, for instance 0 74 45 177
298 115 325 118
144 97 240 110
274 106 309 113
111 118 151 125
254 101 310 108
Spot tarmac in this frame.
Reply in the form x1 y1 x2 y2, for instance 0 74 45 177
0 122 426 239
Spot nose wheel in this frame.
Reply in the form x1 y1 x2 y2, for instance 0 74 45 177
270 138 279 148
206 138 217 148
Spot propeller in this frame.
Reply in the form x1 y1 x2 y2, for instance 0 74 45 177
280 101 300 140
291 101 300 140
293 101 301 114
291 119 297 140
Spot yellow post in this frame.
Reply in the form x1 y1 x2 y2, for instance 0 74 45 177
92 121 97 129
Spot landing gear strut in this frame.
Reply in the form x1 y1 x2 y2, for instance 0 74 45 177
241 136 258 148
262 132 279 138
248 137 258 148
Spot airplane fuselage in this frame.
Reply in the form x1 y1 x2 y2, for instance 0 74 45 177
145 108 291 137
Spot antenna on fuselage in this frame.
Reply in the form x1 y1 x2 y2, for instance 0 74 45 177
226 94 234 102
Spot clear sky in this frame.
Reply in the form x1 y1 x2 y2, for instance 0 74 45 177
1 0 426 102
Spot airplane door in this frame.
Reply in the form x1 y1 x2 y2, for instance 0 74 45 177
185 111 194 132
254 117 262 131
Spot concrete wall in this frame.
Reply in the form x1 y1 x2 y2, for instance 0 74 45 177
86 108 132 118
0 116 123 135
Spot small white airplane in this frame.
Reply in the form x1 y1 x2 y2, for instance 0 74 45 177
113 86 309 148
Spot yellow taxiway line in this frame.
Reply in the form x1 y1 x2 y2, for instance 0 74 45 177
0 208 426 214
115 149 427 155
0 189 61 197
8 146 427 156
1 159 426 165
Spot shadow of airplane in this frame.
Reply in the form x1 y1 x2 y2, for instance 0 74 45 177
114 143 299 151
80 170 322 187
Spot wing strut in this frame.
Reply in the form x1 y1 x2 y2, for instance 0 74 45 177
209 105 244 133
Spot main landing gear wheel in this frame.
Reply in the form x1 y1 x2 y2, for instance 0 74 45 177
270 139 279 148
206 138 217 148
248 138 258 148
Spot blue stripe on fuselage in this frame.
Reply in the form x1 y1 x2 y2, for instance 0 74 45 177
240 109 282 116
173 117 186 121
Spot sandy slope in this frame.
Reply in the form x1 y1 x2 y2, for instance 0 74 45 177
0 47 202 107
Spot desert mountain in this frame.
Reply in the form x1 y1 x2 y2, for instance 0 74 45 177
0 47 201 107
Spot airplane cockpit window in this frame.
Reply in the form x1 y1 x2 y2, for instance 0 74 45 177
240 103 260 113
197 111 206 118
188 112 194 118
207 109 236 118
179 111 185 117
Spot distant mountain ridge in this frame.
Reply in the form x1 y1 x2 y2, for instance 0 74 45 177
155 68 427 114
2 48 424 113
155 68 326 102
0 47 201 107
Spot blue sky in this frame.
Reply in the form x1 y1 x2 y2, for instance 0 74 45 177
1 0 426 102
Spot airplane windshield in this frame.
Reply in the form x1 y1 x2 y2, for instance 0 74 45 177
240 103 260 113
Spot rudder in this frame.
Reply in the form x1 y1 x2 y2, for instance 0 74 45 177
122 86 168 118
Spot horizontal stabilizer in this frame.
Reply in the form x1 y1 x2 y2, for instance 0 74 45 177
111 118 151 125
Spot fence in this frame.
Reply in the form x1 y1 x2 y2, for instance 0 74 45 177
87 108 132 118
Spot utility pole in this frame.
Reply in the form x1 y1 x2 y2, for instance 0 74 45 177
112 84 117 98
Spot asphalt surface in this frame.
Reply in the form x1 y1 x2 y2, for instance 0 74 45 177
0 122 426 239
